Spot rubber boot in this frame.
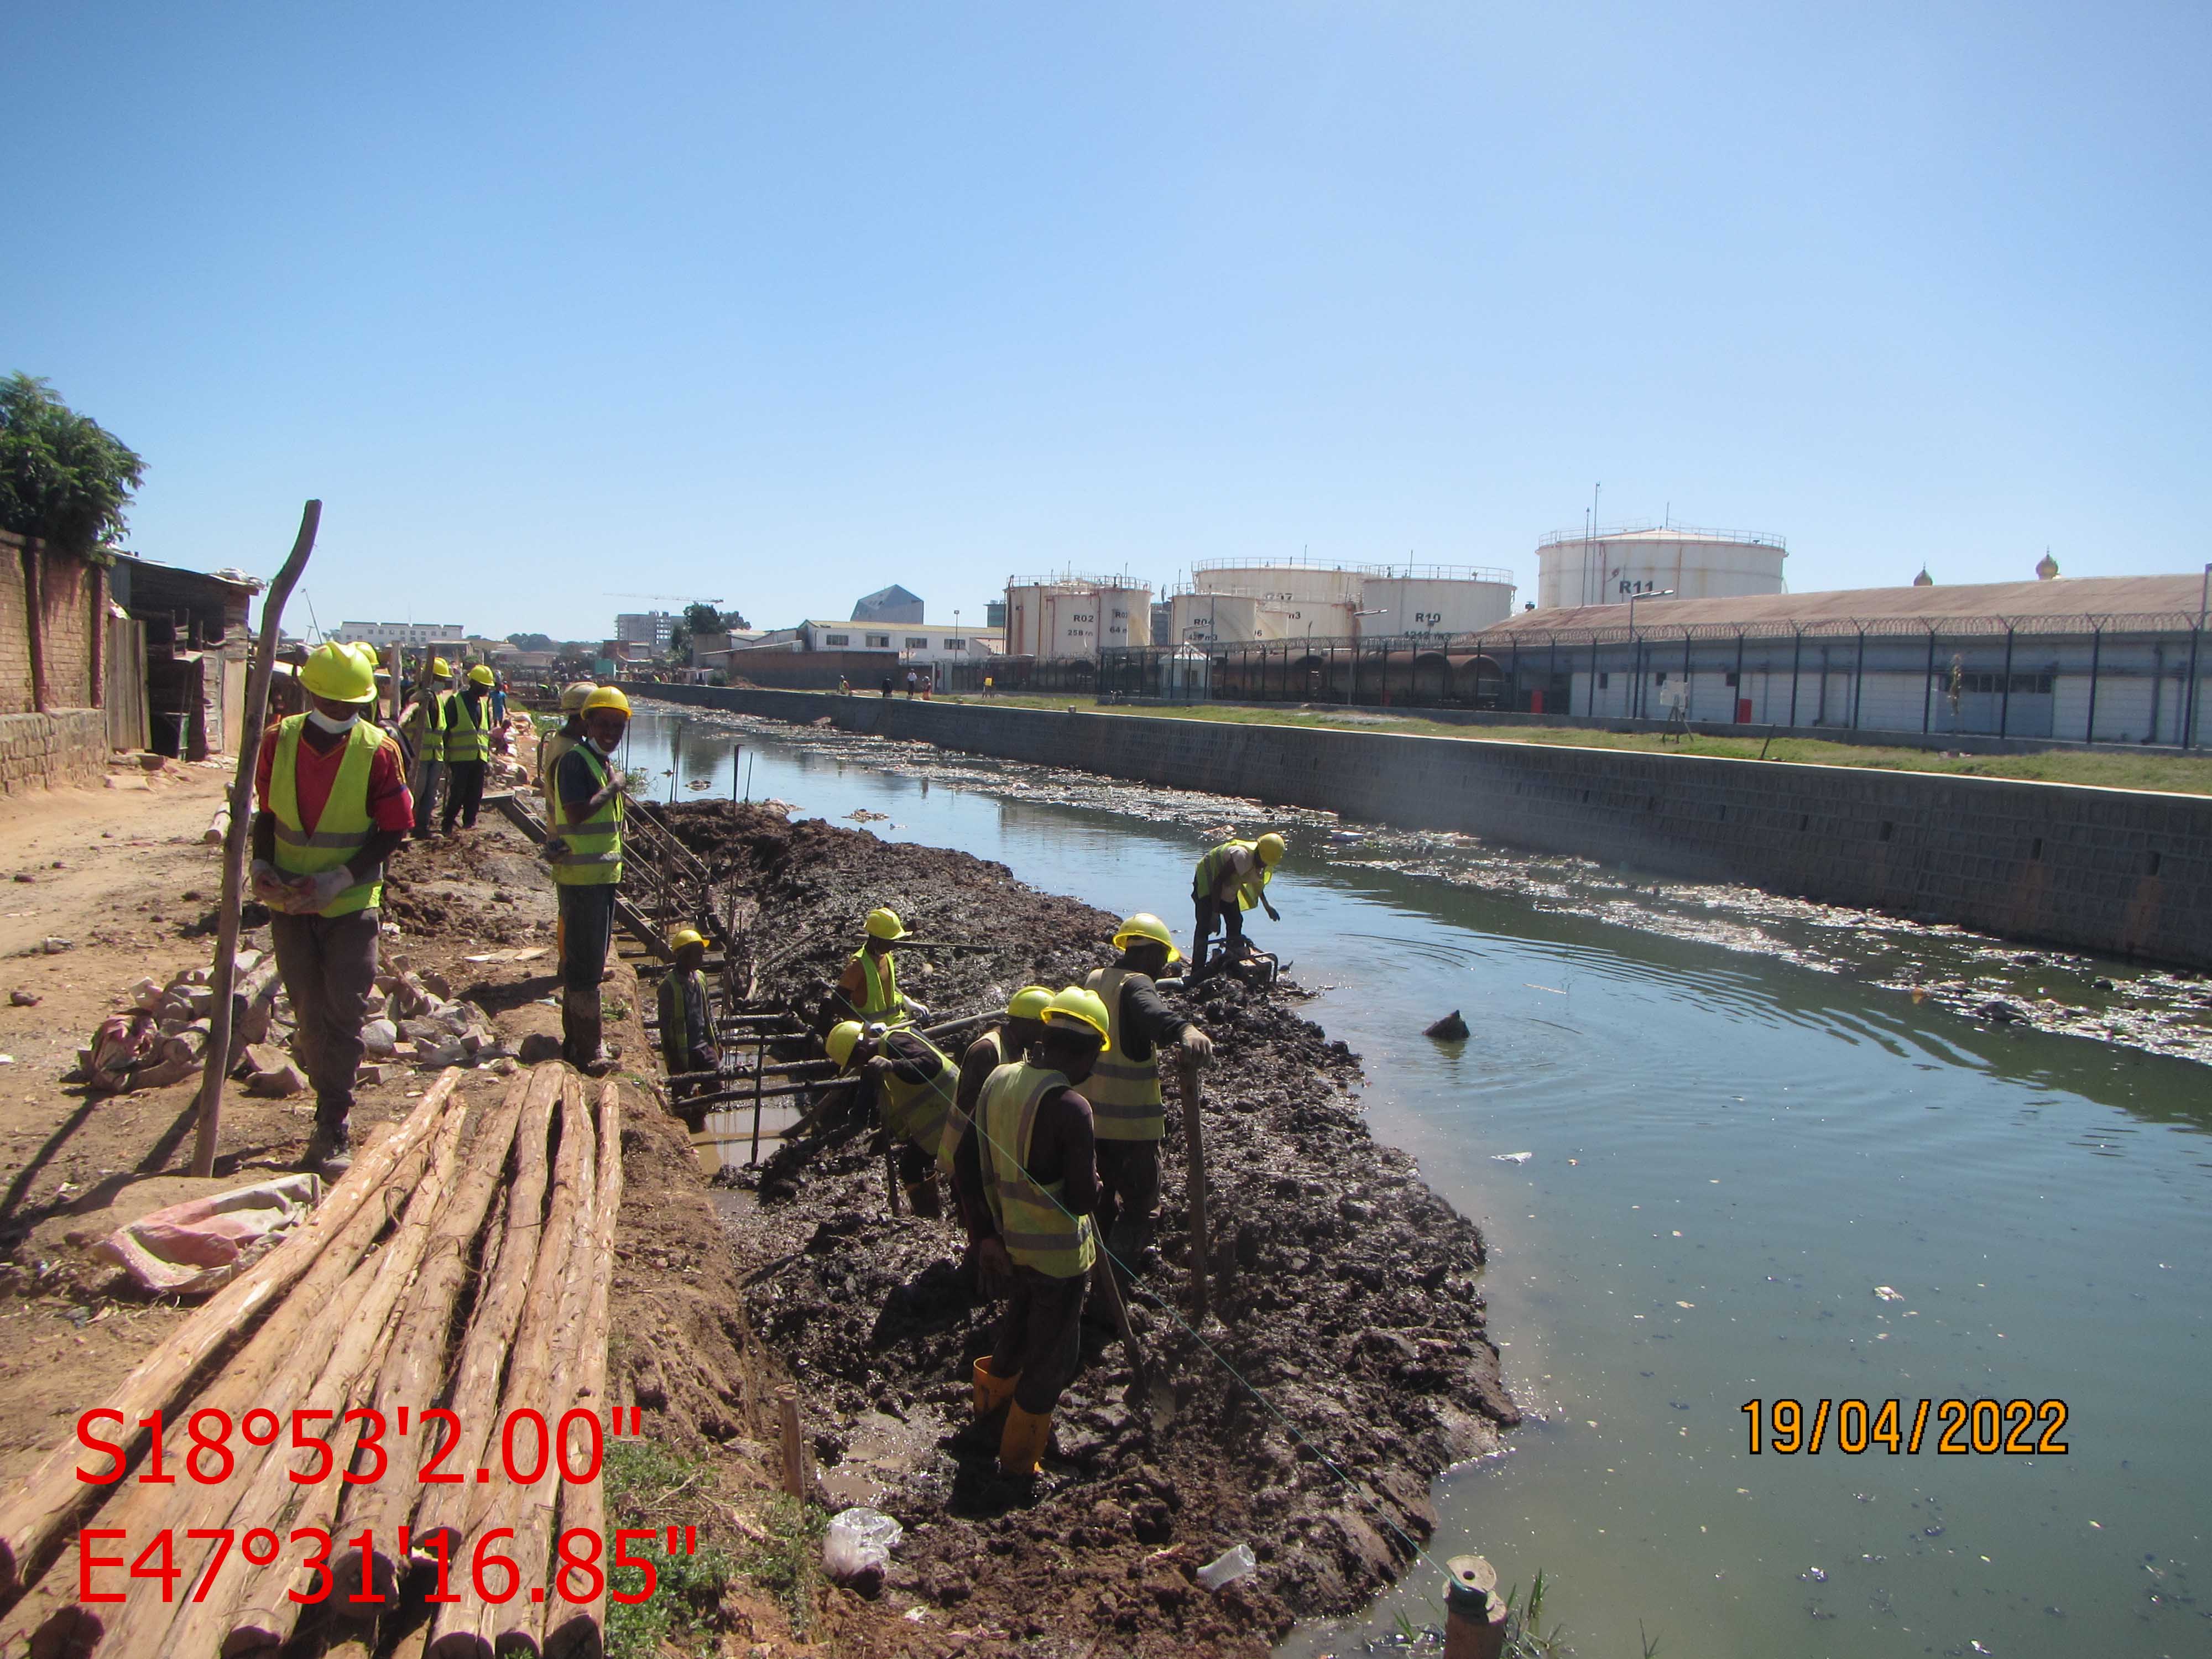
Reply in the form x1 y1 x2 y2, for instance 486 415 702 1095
904 1176 944 1219
997 1402 1053 1478
971 1358 1020 1420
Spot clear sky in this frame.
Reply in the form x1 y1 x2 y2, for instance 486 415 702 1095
8 1 2208 641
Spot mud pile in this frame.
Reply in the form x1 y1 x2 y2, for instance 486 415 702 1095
660 803 1518 1656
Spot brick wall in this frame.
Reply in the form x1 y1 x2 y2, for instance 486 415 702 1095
0 539 28 714
646 684 2212 971
0 530 104 713
0 709 108 794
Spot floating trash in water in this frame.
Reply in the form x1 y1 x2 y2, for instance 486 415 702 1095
1874 1285 1905 1301
1492 1151 1533 1164
1801 1566 1827 1582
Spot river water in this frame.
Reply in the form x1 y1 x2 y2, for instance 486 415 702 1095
625 705 2210 1659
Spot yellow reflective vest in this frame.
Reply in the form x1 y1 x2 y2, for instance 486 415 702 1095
849 947 905 1022
269 716 385 916
1193 839 1271 909
1081 966 1164 1141
877 1031 958 1167
550 743 624 886
441 690 491 763
977 1062 1096 1279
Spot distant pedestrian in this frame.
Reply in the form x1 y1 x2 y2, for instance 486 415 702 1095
881 675 894 698
838 674 851 696
921 671 933 700
906 669 919 698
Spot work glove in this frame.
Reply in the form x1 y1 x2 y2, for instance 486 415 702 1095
249 860 292 909
540 836 568 862
296 868 354 914
1181 1028 1214 1062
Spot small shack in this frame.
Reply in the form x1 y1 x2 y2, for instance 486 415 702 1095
109 555 260 759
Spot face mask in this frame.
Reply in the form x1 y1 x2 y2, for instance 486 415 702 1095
307 708 361 735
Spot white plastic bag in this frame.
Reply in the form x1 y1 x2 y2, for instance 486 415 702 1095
822 1507 902 1584
1197 1542 1255 1590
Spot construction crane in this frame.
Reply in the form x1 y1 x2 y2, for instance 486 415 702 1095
607 592 725 604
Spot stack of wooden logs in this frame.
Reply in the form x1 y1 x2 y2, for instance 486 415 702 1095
0 1060 624 1659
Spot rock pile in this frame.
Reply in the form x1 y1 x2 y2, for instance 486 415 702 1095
361 962 518 1076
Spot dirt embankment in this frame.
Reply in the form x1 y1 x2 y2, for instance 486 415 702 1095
655 803 1520 1656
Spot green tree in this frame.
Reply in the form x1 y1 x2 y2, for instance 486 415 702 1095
506 631 557 653
0 374 146 559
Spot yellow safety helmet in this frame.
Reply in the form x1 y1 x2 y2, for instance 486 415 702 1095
468 664 495 686
1006 984 1054 1022
825 1020 865 1070
1041 985 1110 1045
582 685 632 717
669 926 706 953
1255 832 1287 865
430 657 452 679
1111 912 1182 964
300 641 378 704
560 681 598 712
864 907 909 942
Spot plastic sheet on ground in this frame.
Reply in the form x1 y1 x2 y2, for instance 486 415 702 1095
92 1173 325 1295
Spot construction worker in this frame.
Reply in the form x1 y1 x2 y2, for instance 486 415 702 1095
658 926 719 1110
955 985 1053 1135
837 674 851 696
440 665 495 833
546 685 632 1073
828 908 930 1027
401 656 452 840
952 984 1109 1481
1084 914 1213 1285
536 682 596 821
827 1018 960 1216
249 643 415 1172
1191 831 1286 975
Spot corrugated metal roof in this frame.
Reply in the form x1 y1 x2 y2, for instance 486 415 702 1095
1491 575 2210 637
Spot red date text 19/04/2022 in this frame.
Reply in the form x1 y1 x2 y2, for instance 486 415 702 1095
72 1405 645 1489
77 1523 699 1608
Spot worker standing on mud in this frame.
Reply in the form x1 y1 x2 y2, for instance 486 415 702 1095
827 908 929 1026
658 926 719 1110
440 665 495 834
1191 831 1285 975
827 1018 961 1215
249 643 414 1173
952 985 1110 1481
1083 914 1213 1286
546 685 632 1073
401 655 451 841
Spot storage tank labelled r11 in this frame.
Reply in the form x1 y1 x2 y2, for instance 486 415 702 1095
1535 524 1787 610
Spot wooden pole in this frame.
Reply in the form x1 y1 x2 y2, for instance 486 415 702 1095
1178 1055 1212 1324
1442 1556 1510 1659
190 500 320 1178
750 1036 766 1165
778 1387 806 1499
1089 1254 1153 1406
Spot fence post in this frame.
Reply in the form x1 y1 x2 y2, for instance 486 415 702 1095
1733 629 1746 722
1999 625 2016 739
1788 628 1803 728
2085 624 2103 744
1922 627 1937 734
1443 1556 1509 1659
1850 625 1867 729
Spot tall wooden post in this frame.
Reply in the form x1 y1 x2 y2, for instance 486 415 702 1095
1443 1556 1509 1659
1178 1055 1212 1323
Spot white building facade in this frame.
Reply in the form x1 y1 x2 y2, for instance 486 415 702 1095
331 620 465 648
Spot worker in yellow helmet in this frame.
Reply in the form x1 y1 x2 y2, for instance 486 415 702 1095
399 654 453 840
537 682 596 821
827 1015 963 1217
947 985 1053 1243
949 985 1108 1483
1083 914 1213 1293
249 641 416 1173
827 907 931 1028
439 665 497 834
1190 831 1286 977
658 926 719 1112
546 685 632 1073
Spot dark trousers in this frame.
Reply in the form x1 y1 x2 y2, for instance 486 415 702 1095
990 1265 1089 1416
1192 896 1243 972
442 760 487 830
559 884 616 994
1093 1137 1160 1277
269 907 381 1135
410 759 444 837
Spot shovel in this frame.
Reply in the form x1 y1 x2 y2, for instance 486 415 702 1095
1092 1253 1176 1432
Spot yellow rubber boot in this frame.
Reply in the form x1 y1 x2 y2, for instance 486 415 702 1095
998 1402 1053 1478
971 1359 1020 1419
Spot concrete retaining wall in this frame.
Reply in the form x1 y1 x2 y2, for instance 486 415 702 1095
644 684 2212 969
0 709 109 794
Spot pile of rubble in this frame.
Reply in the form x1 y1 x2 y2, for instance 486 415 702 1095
361 960 519 1078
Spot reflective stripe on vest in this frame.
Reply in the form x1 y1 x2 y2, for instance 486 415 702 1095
658 968 710 1067
1081 965 1165 1140
550 743 624 885
442 691 490 763
878 1032 957 1165
417 693 447 762
977 1062 1097 1279
850 948 905 1021
1193 839 1270 909
270 715 384 916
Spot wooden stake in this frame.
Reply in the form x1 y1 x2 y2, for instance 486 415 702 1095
778 1387 806 1499
1090 1254 1154 1407
1178 1055 1212 1324
191 500 320 1179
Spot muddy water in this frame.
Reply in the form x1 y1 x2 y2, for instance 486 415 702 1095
631 706 2211 1659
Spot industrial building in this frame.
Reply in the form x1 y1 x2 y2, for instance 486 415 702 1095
331 619 466 648
1002 577 1154 659
1165 556 1515 646
614 611 676 651
1533 522 1788 610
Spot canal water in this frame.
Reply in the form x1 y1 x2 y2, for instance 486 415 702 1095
626 706 2209 1659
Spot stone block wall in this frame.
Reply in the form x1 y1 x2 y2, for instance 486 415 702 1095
0 709 109 794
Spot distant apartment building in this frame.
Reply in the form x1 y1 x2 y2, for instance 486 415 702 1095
786 620 1003 664
332 620 465 648
614 611 676 651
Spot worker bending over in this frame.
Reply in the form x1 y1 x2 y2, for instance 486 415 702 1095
546 685 632 1073
440 665 495 833
249 643 414 1173
1191 831 1285 975
658 926 719 1110
952 985 1110 1481
1084 914 1213 1285
828 1018 960 1216
828 907 930 1027
536 682 594 821
401 656 451 841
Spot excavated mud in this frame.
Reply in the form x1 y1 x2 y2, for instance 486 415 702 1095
648 804 1515 1657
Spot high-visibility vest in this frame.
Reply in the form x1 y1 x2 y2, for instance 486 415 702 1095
441 691 491 763
658 967 711 1071
538 728 579 820
1081 966 1165 1140
977 1062 1096 1279
409 692 447 763
1193 839 1271 909
550 743 624 885
877 1031 958 1166
269 716 385 916
849 947 905 1022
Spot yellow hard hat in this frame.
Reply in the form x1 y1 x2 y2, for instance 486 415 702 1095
560 681 598 712
1255 832 1287 865
582 685 632 717
1006 984 1053 1022
865 907 909 942
826 1020 865 1070
1041 985 1110 1045
430 657 451 678
468 664 495 686
669 926 706 952
1112 912 1182 964
300 641 378 703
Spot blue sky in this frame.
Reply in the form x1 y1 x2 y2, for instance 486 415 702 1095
8 1 2207 640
